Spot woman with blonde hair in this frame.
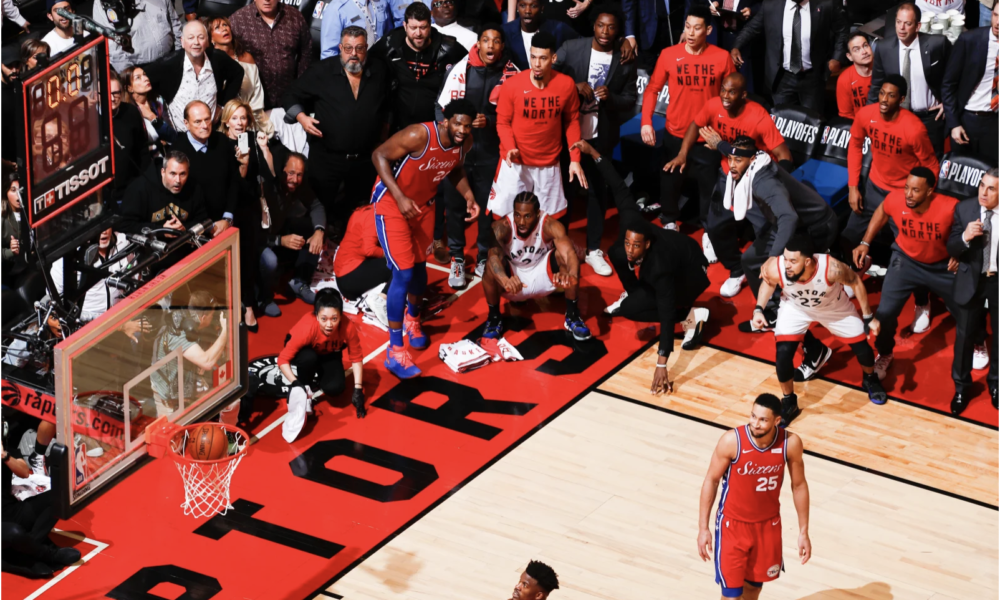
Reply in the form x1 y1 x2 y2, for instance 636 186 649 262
218 98 275 180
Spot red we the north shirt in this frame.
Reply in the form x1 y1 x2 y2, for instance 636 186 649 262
694 97 785 173
278 313 364 366
642 43 736 139
882 190 958 264
836 64 871 119
848 104 939 190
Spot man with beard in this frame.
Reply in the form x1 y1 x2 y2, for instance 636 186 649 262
283 26 390 235
752 235 886 425
431 0 477 50
41 0 89 56
370 99 480 379
370 2 467 131
435 24 519 287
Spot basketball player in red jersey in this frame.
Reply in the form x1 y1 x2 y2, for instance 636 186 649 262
698 393 811 600
371 99 480 379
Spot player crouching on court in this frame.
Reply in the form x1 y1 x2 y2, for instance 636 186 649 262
480 191 591 341
278 290 366 443
699 393 811 600
752 236 887 426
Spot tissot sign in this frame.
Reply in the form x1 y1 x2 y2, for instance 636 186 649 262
31 154 112 223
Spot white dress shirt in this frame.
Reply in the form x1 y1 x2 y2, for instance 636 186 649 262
782 0 811 71
433 22 477 51
167 54 218 133
898 36 937 112
965 206 999 273
966 30 999 112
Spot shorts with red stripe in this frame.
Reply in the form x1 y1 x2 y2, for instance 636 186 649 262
773 302 867 345
715 513 783 594
373 196 432 272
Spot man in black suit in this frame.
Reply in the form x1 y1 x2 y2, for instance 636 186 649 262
867 3 951 157
140 20 245 131
948 168 999 414
555 4 637 275
574 139 711 395
942 1 998 167
502 0 579 70
730 0 848 113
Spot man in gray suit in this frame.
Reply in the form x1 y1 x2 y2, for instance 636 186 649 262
555 4 637 276
867 2 952 157
948 168 999 414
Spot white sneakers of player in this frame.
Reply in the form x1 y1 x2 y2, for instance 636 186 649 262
720 274 747 298
702 232 718 264
911 303 931 334
585 250 612 276
662 221 678 231
873 353 893 380
474 259 486 278
681 307 710 350
448 258 467 289
364 290 389 329
606 291 628 315
974 344 990 371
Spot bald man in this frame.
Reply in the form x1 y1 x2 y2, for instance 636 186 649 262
140 19 245 131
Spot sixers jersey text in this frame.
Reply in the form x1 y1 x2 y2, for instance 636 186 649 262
717 425 787 523
371 122 464 213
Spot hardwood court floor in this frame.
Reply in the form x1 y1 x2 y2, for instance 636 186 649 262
319 392 998 600
600 342 1000 507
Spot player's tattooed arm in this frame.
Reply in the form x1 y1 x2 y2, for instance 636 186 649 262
487 219 512 281
751 258 780 329
828 258 872 317
543 217 579 280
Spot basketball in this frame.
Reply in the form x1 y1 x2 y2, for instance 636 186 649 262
185 425 229 461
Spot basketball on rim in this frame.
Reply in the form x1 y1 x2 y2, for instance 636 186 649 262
185 424 229 460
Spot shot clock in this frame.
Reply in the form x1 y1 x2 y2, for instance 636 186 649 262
19 36 113 228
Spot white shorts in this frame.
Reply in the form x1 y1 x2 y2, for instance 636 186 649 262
504 251 557 302
774 301 867 344
488 161 567 218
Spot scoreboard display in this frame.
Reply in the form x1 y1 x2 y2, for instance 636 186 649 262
20 36 113 228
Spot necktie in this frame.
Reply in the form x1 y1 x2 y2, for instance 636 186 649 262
991 52 997 113
901 48 912 110
984 210 994 274
789 4 802 74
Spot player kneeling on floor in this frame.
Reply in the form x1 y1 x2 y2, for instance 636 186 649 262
753 235 887 426
278 290 367 443
480 192 591 341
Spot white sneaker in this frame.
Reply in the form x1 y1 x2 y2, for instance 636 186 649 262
448 258 467 289
585 249 613 276
606 291 628 315
681 307 709 349
873 353 893 380
720 274 747 298
28 452 47 476
702 232 718 264
364 290 389 328
662 221 678 231
911 303 931 334
973 344 990 371
474 259 486 278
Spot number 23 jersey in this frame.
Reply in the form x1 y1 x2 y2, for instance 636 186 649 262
718 425 787 523
778 253 852 314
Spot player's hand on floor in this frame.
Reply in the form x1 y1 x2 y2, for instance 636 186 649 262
352 388 367 419
697 528 713 561
798 531 812 564
651 367 673 395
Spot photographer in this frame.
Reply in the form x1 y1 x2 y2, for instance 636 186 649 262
2 162 28 291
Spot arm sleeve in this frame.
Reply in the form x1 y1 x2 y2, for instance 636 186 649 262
278 321 310 366
218 54 245 105
3 0 26 27
282 64 317 115
830 3 848 66
496 81 516 155
759 112 786 151
345 321 364 363
847 117 865 186
693 103 711 128
321 9 344 59
941 35 965 132
641 51 669 127
563 82 582 162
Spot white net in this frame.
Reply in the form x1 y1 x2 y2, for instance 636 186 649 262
169 426 249 519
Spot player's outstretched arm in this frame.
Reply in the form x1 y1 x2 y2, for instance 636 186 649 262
698 430 738 562
543 217 579 287
751 258 780 329
371 125 430 218
785 432 812 565
487 218 521 293
853 203 889 269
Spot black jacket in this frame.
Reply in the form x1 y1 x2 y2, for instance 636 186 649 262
435 50 513 166
111 103 151 203
596 156 709 358
140 48 245 108
554 37 637 152
948 198 993 307
941 27 993 132
744 161 838 254
370 28 467 130
119 168 210 234
867 32 951 106
170 131 241 222
733 0 848 92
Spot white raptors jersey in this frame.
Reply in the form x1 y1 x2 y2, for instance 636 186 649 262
778 254 852 312
505 212 554 269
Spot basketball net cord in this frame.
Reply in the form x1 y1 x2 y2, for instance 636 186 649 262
169 427 249 519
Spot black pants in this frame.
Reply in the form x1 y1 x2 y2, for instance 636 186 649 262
436 162 496 260
258 245 321 305
742 230 777 301
659 135 720 226
579 138 613 252
704 171 749 277
772 69 825 114
2 492 58 565
873 251 961 379
608 243 707 321
954 273 998 393
841 178 892 250
308 151 377 234
913 110 947 158
289 346 346 398
960 112 999 166
337 257 392 301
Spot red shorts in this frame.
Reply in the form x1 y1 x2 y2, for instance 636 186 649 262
715 514 783 590
373 197 432 271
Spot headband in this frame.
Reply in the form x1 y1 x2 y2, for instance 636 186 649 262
717 140 757 158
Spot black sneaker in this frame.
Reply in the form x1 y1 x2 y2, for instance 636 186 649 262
794 343 832 382
780 393 801 427
738 309 776 333
41 546 81 567
863 373 888 405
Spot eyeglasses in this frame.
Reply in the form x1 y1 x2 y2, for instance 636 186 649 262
341 44 368 53
432 0 454 7
110 90 122 97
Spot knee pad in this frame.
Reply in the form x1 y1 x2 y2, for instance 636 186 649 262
775 341 799 382
850 341 875 367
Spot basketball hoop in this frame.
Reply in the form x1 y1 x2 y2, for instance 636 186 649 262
146 418 250 518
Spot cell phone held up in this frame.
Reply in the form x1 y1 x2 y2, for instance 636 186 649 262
237 131 250 155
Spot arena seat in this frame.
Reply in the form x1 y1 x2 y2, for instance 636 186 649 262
613 68 665 161
198 0 249 18
937 152 991 199
789 116 872 210
768 104 824 167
